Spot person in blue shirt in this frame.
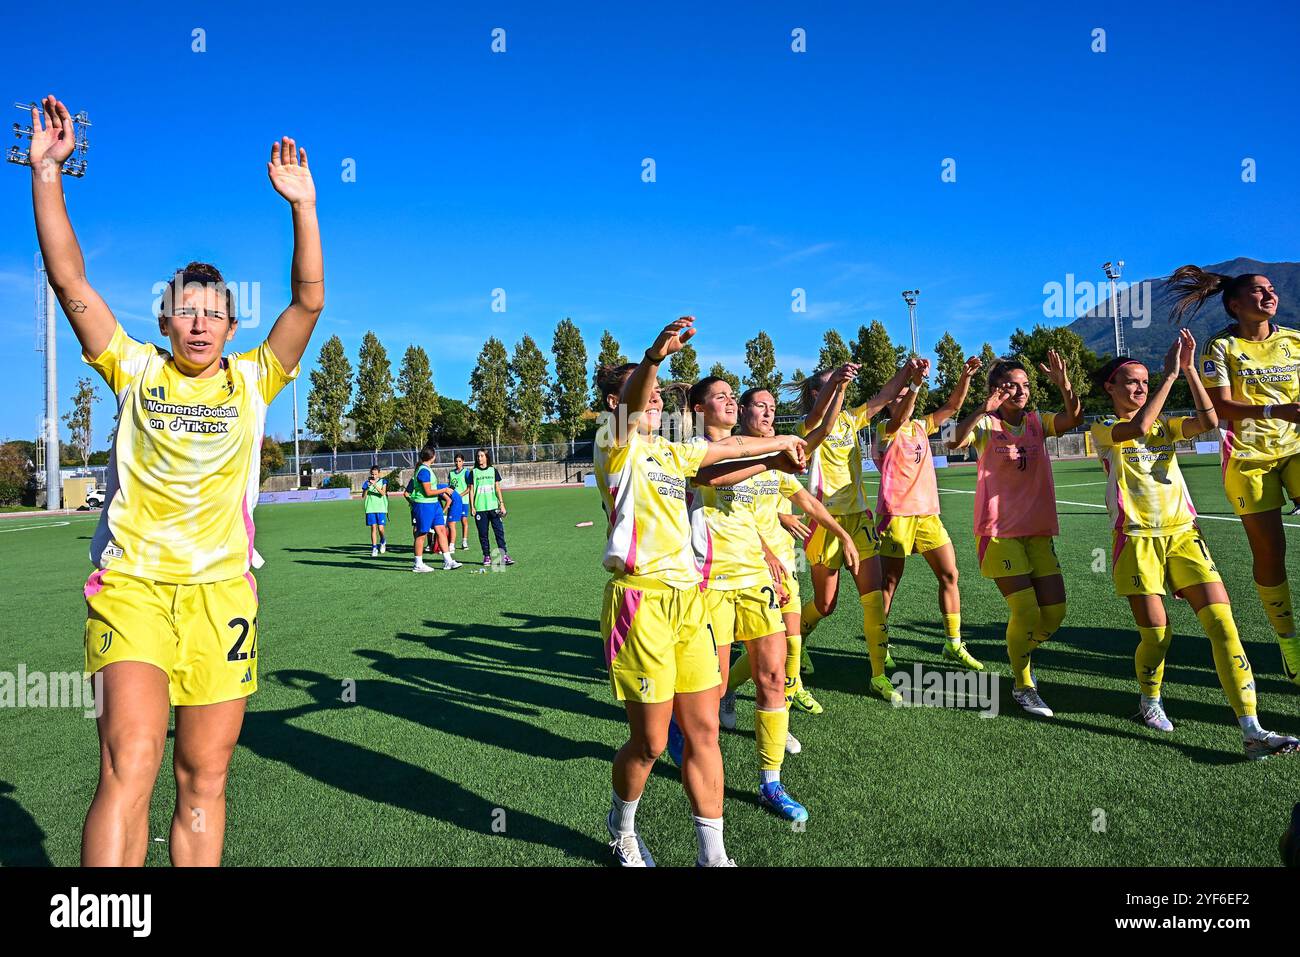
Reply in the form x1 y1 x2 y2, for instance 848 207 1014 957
407 446 461 573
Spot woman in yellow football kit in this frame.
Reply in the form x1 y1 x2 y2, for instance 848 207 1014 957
682 377 839 823
798 357 927 703
29 96 324 866
594 318 807 867
949 352 1082 717
874 356 983 670
1090 330 1297 759
1167 266 1300 683
722 387 859 723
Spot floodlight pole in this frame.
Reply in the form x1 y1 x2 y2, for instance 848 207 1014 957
902 289 920 355
1103 261 1126 357
292 378 301 476
42 263 59 507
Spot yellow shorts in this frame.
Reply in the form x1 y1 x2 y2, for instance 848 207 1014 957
704 584 786 645
84 569 260 707
977 535 1061 580
878 513 951 559
805 510 879 570
1222 453 1300 516
601 577 721 703
1112 526 1221 597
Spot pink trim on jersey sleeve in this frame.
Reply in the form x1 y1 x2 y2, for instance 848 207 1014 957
244 571 259 601
624 523 638 576
606 587 643 666
242 496 256 563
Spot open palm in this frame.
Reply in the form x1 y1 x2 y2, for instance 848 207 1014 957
29 96 76 168
267 137 315 205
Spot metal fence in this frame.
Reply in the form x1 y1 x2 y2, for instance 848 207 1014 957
279 409 1218 476
278 441 597 475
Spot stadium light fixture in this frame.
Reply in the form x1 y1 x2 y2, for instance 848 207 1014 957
1102 261 1125 357
902 289 920 356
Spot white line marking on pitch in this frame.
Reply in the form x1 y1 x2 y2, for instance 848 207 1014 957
936 488 1300 530
0 521 73 532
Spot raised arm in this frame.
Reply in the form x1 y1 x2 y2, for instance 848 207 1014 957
860 357 928 422
930 356 982 428
951 383 1009 449
802 365 854 452
263 137 324 373
615 317 696 445
1109 338 1181 444
1041 349 1083 431
28 96 116 359
885 361 927 432
1177 330 1218 438
803 362 860 432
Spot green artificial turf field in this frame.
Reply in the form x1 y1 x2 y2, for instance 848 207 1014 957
2 454 1297 867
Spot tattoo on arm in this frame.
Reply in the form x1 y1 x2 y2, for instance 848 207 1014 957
67 299 87 313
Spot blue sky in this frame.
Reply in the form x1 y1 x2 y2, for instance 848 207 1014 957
2 0 1297 447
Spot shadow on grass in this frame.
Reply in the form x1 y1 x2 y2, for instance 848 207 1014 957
0 780 51 866
802 624 1295 764
241 666 609 865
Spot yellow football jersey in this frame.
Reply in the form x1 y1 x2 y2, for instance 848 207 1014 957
752 468 803 571
1091 415 1197 537
84 324 297 584
594 427 708 588
800 404 872 516
689 464 796 590
1199 324 1300 461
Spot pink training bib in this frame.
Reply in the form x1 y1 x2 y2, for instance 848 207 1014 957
874 416 940 518
974 411 1059 538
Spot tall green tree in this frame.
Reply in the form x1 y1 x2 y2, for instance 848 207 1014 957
350 332 396 455
395 345 438 453
509 334 550 450
850 321 903 407
744 331 782 395
550 318 589 453
432 397 477 447
819 329 851 370
592 330 628 408
933 332 974 417
709 362 741 395
63 376 98 471
1008 324 1095 410
306 335 353 470
470 337 510 454
668 342 700 384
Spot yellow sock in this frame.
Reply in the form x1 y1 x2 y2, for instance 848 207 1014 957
1135 624 1172 699
784 632 803 705
1004 587 1041 689
1254 580 1296 638
1031 601 1067 651
801 600 824 638
942 612 962 644
860 590 889 678
727 647 752 694
1196 604 1257 718
754 707 788 772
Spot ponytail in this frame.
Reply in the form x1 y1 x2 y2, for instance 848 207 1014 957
1165 265 1260 323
